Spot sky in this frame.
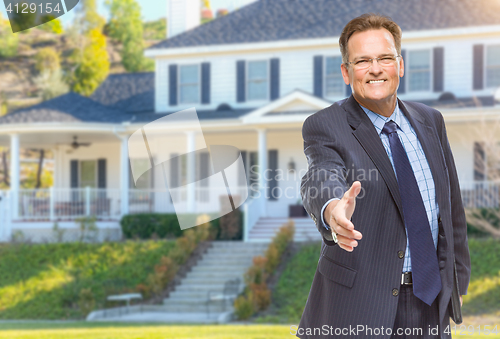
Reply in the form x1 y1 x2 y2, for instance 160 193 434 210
1 0 257 27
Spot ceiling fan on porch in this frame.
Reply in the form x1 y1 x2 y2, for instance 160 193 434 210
66 136 91 153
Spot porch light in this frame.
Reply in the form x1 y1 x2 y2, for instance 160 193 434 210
288 158 296 172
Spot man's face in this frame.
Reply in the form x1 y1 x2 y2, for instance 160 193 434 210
341 28 404 109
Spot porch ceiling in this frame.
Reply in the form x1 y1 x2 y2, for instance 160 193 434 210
0 131 121 148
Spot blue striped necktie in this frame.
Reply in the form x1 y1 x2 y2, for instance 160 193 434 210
382 120 441 306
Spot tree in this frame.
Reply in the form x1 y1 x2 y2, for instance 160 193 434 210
35 48 61 74
76 0 105 33
34 69 69 100
71 29 110 96
39 17 64 34
106 0 153 72
67 1 109 96
0 13 19 58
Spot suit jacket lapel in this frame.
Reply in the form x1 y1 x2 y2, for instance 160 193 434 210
398 100 448 218
342 95 404 223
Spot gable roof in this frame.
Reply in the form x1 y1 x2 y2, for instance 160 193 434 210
0 92 124 125
90 72 155 113
149 0 500 50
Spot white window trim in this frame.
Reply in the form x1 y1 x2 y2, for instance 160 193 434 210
79 159 97 188
246 59 270 102
405 48 433 94
485 44 500 89
323 55 345 99
178 64 201 104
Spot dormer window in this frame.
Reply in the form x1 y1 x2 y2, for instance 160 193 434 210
179 64 200 104
486 45 500 88
407 50 431 92
247 60 268 101
324 56 344 97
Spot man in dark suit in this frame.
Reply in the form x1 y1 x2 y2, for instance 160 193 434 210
297 14 470 339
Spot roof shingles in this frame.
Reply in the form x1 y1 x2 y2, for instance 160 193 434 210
149 0 500 50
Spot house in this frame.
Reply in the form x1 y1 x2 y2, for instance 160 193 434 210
1 0 500 243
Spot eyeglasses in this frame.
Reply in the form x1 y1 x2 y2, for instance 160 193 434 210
345 55 401 70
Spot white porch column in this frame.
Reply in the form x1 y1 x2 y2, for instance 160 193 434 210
120 135 129 216
10 134 20 220
258 129 267 217
186 131 196 213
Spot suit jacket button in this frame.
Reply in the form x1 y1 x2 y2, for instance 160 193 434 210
438 216 442 224
392 288 399 297
397 251 404 259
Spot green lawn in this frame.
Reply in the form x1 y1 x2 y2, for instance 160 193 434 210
0 322 493 339
0 241 175 319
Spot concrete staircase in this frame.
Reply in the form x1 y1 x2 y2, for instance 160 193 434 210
161 241 268 320
247 217 321 242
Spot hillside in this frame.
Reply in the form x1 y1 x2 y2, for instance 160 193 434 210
0 18 166 115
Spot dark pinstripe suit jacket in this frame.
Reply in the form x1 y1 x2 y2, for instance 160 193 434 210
298 95 471 338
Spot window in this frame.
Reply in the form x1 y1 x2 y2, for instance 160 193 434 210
408 50 431 92
474 141 500 181
486 45 500 88
80 160 97 188
247 60 268 101
179 64 200 104
324 56 344 97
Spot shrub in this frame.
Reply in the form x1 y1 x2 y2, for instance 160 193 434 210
234 293 254 320
236 221 295 318
0 14 18 58
120 213 229 240
35 47 60 74
251 283 271 311
78 288 95 317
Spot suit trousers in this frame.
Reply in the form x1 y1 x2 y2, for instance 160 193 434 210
391 285 450 339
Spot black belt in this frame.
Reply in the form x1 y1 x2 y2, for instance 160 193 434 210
401 272 413 285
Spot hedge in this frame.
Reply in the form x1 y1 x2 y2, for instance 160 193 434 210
120 211 243 240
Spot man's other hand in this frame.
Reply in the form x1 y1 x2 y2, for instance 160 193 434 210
324 181 363 252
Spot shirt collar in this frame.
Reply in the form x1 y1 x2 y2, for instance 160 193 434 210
360 102 401 135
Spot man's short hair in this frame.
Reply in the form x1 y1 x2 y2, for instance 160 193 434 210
339 13 402 64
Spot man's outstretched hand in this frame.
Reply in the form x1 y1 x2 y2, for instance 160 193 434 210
323 181 363 251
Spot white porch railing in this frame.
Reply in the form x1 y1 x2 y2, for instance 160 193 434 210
8 182 498 223
18 188 121 220
460 181 500 208
13 186 251 221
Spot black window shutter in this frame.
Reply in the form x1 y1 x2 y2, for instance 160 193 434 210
201 62 211 104
169 64 178 106
239 151 247 186
398 49 406 94
473 44 484 90
70 160 78 188
270 58 280 100
236 60 246 102
128 161 134 188
170 154 179 188
97 159 106 188
474 142 486 181
169 154 179 202
313 55 323 97
268 150 278 201
433 47 444 92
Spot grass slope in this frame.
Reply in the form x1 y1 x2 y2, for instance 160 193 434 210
262 238 500 324
0 241 175 319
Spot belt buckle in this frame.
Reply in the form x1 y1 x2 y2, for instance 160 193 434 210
401 272 412 285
